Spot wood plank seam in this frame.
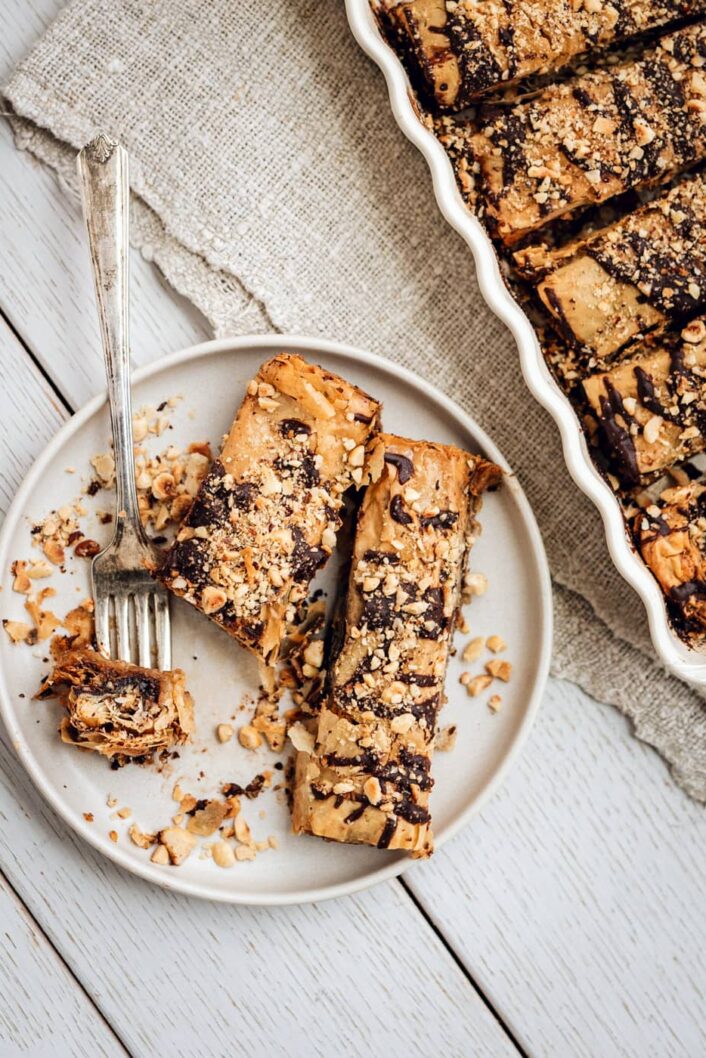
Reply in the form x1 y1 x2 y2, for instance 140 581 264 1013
0 305 74 415
400 877 531 1058
0 864 134 1058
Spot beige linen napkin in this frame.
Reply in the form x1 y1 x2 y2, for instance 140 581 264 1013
4 0 705 798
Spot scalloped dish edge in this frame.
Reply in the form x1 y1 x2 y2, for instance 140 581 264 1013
345 0 706 686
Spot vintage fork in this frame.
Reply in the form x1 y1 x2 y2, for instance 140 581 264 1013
77 133 171 670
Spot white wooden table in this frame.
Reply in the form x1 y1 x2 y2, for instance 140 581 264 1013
1 5 705 1057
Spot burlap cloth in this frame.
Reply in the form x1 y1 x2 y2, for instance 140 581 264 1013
4 0 705 798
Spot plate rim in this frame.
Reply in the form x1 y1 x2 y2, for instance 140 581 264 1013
0 333 552 905
344 0 706 686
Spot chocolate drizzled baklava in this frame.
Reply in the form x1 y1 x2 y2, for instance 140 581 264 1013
635 481 706 639
160 355 381 665
292 433 502 857
386 0 706 109
470 22 706 245
39 648 194 767
583 316 706 483
524 171 706 361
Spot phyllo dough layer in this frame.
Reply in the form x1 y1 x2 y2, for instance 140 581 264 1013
39 648 194 766
526 171 706 362
471 22 706 245
292 433 502 857
583 317 706 484
160 354 381 664
387 0 705 109
635 482 706 641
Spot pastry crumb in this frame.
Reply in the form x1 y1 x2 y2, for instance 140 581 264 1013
435 724 457 751
129 824 157 849
158 826 196 865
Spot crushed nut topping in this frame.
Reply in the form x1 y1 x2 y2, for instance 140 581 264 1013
292 433 501 859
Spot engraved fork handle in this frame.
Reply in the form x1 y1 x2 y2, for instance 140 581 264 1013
77 134 145 543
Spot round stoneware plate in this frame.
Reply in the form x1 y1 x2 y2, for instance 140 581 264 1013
0 335 551 904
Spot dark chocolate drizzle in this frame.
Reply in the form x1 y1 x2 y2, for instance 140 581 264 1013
384 451 414 484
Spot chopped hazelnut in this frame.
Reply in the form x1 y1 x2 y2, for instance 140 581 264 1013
462 636 485 662
235 844 257 861
467 674 493 697
363 776 382 805
158 826 196 865
238 725 262 750
486 659 512 682
465 572 488 596
201 586 227 614
212 840 236 868
234 816 252 844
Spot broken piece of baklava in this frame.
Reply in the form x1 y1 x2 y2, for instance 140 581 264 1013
160 354 381 665
583 316 706 485
635 481 706 642
386 0 706 109
470 22 706 245
39 648 194 767
526 171 706 362
292 433 501 857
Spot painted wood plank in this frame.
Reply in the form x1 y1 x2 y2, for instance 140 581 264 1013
0 3 209 408
405 677 706 1058
0 872 129 1058
0 729 519 1058
0 0 209 411
0 118 210 411
0 0 54 70
0 316 67 516
2 7 704 1058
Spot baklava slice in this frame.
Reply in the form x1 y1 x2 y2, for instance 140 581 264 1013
524 171 706 362
471 22 706 245
583 316 706 485
635 481 706 641
292 434 502 857
160 354 381 665
39 648 194 766
386 0 706 109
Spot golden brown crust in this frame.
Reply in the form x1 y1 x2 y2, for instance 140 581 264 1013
388 0 706 108
160 354 381 664
526 172 706 361
38 648 194 766
291 433 502 857
635 482 706 641
471 23 706 245
583 317 706 484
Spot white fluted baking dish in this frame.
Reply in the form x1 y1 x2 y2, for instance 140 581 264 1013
345 0 706 685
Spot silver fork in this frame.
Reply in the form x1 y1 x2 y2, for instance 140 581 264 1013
77 133 171 670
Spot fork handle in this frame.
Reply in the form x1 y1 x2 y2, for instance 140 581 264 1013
77 135 144 539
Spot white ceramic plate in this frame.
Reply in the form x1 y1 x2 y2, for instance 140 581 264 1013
0 335 550 904
345 0 706 685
